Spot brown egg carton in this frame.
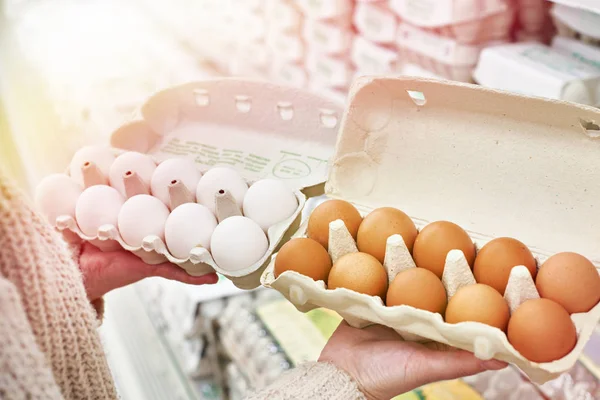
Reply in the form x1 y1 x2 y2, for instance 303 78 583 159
51 79 343 289
262 76 600 383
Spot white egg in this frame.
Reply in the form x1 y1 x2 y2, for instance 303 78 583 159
109 152 157 197
75 185 124 236
210 216 268 272
151 158 202 207
118 194 170 247
34 174 83 225
165 203 217 259
196 167 248 214
243 179 298 232
69 145 115 186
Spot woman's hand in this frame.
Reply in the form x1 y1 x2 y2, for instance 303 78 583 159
319 321 507 400
79 242 218 301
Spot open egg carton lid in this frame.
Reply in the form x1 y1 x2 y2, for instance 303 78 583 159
262 76 600 383
58 79 343 289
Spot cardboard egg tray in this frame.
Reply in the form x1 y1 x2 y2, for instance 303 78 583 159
52 79 343 289
262 76 600 383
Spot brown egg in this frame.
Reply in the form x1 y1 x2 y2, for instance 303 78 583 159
507 298 577 363
356 207 418 263
274 238 332 281
307 199 362 249
473 237 537 295
328 252 388 299
445 284 510 331
536 252 600 314
412 221 475 279
387 268 447 314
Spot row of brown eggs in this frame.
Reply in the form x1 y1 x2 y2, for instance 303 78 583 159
274 199 600 363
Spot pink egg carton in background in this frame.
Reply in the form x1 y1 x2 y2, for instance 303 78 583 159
353 1 398 45
295 0 354 21
351 36 399 75
303 19 354 56
262 76 600 384
269 62 309 88
389 0 511 27
516 0 552 34
46 80 343 289
264 0 304 34
395 22 507 82
266 28 305 63
305 51 355 90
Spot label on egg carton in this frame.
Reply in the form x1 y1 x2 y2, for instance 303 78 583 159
295 0 354 20
389 0 509 27
41 79 343 290
262 76 600 384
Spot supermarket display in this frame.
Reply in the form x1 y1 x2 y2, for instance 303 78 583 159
4 0 600 399
263 75 600 383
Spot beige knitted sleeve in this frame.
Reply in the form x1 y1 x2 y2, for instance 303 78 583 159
0 173 118 400
0 277 64 400
244 362 366 400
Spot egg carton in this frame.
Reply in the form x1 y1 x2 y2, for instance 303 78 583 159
550 3 600 45
353 1 398 45
49 79 343 289
389 0 510 27
262 76 600 384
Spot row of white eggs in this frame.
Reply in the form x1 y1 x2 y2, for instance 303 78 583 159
35 146 299 271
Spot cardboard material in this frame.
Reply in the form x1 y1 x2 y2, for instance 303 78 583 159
55 79 342 289
262 76 600 383
551 3 600 41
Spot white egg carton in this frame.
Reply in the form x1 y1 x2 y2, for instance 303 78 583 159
53 79 343 289
262 76 600 383
551 3 600 44
389 0 510 27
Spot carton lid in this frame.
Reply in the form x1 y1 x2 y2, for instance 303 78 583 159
110 79 342 191
326 76 600 264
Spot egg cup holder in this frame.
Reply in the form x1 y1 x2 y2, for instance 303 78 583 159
51 79 343 290
262 76 600 383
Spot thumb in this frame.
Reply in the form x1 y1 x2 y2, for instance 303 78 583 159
410 348 507 388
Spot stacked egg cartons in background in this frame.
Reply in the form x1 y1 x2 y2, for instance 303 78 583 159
352 1 400 78
390 0 516 82
296 0 355 98
265 0 307 88
514 0 554 43
227 1 269 79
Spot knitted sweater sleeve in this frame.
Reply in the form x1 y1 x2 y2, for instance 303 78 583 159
0 173 118 400
0 277 64 399
244 362 367 400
